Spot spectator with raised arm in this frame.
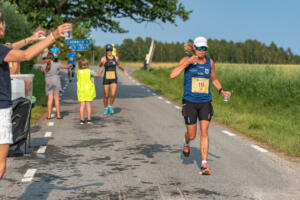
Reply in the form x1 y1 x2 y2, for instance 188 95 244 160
0 10 71 179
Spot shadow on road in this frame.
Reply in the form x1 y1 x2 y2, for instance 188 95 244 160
17 173 103 200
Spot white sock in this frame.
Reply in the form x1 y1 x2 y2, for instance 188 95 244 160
201 160 207 165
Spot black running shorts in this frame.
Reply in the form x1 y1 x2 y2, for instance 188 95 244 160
182 99 214 125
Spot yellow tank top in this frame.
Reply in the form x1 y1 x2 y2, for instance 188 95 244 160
77 69 96 102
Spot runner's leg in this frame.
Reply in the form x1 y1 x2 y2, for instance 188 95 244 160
103 84 110 108
199 120 210 161
109 83 117 106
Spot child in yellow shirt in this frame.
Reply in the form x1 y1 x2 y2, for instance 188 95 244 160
77 59 100 124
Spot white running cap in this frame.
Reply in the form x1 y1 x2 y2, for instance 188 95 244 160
193 36 208 47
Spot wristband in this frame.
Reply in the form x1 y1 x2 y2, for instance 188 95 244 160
219 88 224 95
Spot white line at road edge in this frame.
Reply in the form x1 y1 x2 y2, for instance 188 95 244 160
147 89 151 92
37 146 47 154
141 86 145 89
47 122 54 126
152 93 157 96
251 145 268 153
158 96 163 100
22 169 37 182
165 101 171 104
175 106 181 110
45 132 52 137
221 130 236 136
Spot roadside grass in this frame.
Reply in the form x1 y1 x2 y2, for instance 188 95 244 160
132 64 300 156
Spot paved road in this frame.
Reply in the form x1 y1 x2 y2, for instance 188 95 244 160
1 67 299 200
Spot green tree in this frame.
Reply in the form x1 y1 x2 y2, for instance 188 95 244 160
8 0 191 32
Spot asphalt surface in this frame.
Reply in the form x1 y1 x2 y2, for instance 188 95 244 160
0 66 299 200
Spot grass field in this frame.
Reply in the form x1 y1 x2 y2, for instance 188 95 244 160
132 63 300 157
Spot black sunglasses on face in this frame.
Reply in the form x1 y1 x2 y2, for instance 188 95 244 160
195 46 208 51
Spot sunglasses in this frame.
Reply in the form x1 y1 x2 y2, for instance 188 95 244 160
195 46 208 51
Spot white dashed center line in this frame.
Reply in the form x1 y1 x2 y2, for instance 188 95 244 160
175 106 181 110
251 145 268 153
44 132 52 137
47 122 54 126
22 169 37 182
221 130 236 136
152 93 157 96
165 101 171 104
147 89 151 92
158 96 163 100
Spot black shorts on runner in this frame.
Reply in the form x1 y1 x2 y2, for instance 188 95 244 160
103 78 117 85
54 58 58 62
182 99 214 125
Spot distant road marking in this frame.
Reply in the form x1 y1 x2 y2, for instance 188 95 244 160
165 101 171 104
175 106 181 110
141 86 145 89
152 93 157 96
158 96 163 100
37 146 47 154
51 114 56 118
221 130 236 136
45 132 52 137
147 89 151 92
22 169 37 182
47 122 54 126
136 82 140 85
251 145 268 153
53 107 56 111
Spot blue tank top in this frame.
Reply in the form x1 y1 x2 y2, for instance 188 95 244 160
67 52 76 65
183 56 212 103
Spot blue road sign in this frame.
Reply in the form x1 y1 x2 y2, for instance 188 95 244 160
66 39 92 45
71 45 89 51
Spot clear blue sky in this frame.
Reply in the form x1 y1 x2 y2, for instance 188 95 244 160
91 0 300 55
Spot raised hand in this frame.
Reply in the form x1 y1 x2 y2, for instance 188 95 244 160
53 23 72 39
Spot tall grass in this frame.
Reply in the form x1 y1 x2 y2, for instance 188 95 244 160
132 64 300 156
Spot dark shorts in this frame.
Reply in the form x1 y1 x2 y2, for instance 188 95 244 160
182 99 214 125
54 58 58 62
103 79 117 85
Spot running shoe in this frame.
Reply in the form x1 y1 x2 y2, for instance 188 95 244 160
87 120 93 125
182 144 190 157
104 108 109 116
109 106 114 115
199 164 211 175
80 120 85 125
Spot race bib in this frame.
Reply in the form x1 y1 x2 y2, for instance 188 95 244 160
69 57 73 61
106 71 116 79
191 78 209 94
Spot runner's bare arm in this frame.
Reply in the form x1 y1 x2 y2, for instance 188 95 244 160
10 30 45 49
116 57 128 76
210 59 231 97
4 24 71 62
170 56 197 79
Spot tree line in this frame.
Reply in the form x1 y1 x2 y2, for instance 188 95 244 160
113 37 300 64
